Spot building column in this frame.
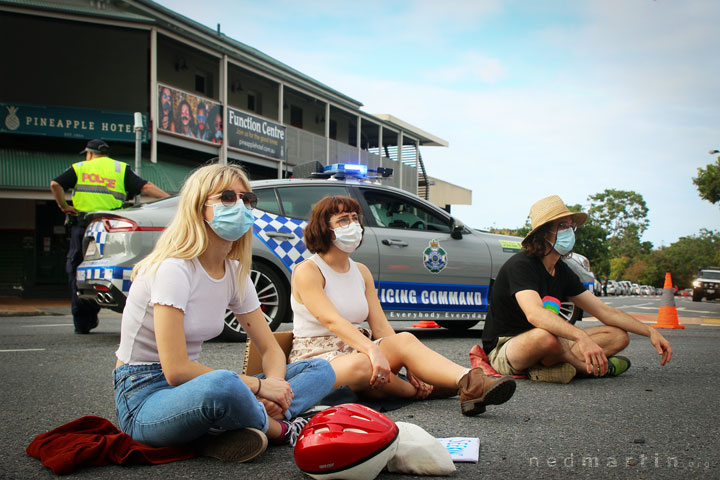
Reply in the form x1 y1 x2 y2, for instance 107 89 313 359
218 54 228 165
398 131 404 188
356 116 362 163
325 102 330 166
150 27 158 164
378 124 383 164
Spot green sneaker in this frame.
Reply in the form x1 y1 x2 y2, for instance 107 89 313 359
606 356 631 377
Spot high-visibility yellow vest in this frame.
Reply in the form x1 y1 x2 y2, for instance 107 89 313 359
71 157 127 212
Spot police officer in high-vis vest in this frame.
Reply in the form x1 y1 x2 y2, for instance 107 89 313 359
50 139 169 334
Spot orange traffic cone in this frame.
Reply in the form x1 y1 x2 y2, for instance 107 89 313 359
412 320 441 328
652 272 685 329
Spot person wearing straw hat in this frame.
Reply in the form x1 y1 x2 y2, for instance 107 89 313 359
481 195 672 383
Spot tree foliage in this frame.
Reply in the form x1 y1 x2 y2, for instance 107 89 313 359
487 217 530 239
693 157 720 205
567 203 610 276
588 189 649 240
613 229 720 288
656 229 720 287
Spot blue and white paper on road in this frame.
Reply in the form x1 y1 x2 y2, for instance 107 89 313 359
437 437 480 463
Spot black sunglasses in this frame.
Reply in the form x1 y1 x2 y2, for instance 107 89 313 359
208 190 258 209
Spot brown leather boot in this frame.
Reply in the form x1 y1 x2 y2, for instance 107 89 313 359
458 368 517 416
427 384 459 399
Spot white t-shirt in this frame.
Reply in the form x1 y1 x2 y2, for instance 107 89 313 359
291 254 369 338
116 257 260 364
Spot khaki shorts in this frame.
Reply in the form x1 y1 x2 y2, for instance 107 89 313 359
487 336 524 376
488 333 574 375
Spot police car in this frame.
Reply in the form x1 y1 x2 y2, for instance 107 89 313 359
76 163 593 341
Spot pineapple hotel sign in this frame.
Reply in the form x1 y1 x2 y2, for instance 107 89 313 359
1 102 147 142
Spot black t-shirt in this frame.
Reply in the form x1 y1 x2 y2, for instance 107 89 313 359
53 161 147 200
481 252 586 353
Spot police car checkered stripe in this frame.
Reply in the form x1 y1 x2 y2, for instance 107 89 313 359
252 210 310 271
77 265 133 294
85 220 108 256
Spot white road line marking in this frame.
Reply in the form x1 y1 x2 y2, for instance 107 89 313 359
22 324 73 328
0 349 46 353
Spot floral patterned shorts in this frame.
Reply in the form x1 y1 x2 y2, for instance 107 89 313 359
288 327 376 363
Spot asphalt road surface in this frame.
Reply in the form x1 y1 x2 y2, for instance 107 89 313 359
1 297 718 479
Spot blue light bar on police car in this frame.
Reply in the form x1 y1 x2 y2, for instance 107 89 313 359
323 163 368 177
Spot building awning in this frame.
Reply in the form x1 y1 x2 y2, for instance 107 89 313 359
0 148 192 194
427 176 472 207
372 114 449 147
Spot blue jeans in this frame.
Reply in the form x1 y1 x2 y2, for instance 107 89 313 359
113 359 335 447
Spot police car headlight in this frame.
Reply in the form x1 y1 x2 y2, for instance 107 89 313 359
692 280 701 288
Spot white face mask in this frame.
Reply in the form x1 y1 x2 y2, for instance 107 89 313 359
550 227 576 255
331 222 363 253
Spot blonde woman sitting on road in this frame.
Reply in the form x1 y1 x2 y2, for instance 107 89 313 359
113 164 335 463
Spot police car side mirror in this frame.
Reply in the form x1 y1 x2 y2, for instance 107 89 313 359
451 220 464 240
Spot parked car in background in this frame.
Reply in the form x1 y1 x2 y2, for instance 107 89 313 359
76 163 595 341
606 280 620 296
692 267 720 302
564 252 600 297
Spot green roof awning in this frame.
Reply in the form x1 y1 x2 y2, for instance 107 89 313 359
0 148 192 193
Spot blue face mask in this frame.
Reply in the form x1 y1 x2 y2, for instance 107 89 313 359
206 202 254 241
552 228 576 255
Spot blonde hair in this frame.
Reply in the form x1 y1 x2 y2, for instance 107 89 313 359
132 163 253 292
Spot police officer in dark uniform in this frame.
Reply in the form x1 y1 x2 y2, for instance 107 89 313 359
50 139 169 334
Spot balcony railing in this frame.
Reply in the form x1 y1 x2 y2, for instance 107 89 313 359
286 126 418 195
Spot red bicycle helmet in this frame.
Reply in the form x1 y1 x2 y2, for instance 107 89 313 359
294 403 399 480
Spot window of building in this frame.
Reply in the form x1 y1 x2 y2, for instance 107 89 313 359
248 91 262 115
195 74 206 94
290 105 303 128
348 123 357 147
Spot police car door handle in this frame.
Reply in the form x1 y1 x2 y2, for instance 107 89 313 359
266 231 295 240
382 239 408 247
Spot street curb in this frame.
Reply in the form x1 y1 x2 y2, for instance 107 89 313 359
0 309 70 317
585 314 718 326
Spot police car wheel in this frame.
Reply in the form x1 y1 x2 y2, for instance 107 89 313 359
560 301 583 325
436 320 478 331
218 262 288 342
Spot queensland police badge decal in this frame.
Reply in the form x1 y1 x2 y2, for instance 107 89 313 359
423 239 447 274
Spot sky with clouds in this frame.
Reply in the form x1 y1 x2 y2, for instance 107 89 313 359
157 0 719 247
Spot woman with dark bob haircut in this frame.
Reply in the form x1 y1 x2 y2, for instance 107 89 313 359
288 195 517 416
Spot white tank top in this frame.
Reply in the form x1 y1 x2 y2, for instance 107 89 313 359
291 254 369 337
